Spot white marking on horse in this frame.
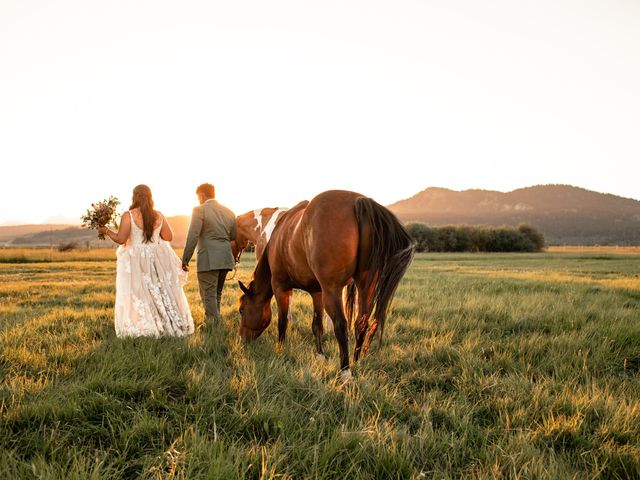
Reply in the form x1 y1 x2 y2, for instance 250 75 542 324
252 210 263 233
262 208 288 241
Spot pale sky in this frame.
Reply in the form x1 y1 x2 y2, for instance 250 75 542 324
1 0 639 224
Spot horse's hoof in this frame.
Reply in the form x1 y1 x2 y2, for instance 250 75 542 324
315 352 327 361
339 369 353 384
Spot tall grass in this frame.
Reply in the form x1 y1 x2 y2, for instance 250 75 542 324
0 248 189 264
1 251 639 478
0 247 117 263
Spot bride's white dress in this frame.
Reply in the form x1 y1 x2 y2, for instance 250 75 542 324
115 214 194 337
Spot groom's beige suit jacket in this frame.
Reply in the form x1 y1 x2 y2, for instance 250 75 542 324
182 199 237 272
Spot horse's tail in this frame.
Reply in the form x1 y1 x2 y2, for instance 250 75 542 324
347 197 415 347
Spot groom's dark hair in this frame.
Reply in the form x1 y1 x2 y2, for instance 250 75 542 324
196 183 215 199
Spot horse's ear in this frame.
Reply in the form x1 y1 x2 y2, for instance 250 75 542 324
238 281 251 296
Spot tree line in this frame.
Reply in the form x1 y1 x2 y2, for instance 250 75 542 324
405 223 545 252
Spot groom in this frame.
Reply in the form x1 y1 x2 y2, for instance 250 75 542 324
182 183 237 327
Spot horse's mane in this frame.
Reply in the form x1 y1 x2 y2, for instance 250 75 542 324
249 249 272 298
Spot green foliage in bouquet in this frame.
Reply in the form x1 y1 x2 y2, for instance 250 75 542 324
81 196 121 240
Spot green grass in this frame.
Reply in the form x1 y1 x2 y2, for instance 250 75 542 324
0 247 118 263
1 250 639 479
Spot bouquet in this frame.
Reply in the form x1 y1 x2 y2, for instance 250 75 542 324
81 196 121 240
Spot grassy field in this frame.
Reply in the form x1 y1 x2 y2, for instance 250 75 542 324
547 246 640 254
1 248 639 479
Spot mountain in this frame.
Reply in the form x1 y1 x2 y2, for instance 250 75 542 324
0 224 80 243
42 216 81 225
0 216 192 248
388 185 640 245
3 186 639 246
8 226 101 247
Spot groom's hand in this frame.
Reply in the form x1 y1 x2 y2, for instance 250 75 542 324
182 263 189 272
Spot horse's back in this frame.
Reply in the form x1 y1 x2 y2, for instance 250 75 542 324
300 191 364 286
270 190 380 289
305 190 361 234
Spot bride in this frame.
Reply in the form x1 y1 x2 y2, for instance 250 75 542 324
99 185 194 338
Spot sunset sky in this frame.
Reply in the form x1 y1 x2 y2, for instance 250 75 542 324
1 0 639 225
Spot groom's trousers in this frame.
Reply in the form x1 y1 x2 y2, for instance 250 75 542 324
197 269 228 325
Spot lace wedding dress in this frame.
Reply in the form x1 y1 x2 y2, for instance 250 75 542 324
115 213 194 337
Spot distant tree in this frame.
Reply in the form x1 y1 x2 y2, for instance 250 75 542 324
454 226 474 252
518 224 545 251
57 242 78 252
404 222 545 252
405 223 430 252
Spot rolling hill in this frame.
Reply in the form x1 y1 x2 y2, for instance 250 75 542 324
2 185 639 246
0 224 79 243
0 217 191 248
388 185 640 245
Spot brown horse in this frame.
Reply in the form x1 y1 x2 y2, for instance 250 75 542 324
231 207 289 262
238 190 415 379
232 206 323 327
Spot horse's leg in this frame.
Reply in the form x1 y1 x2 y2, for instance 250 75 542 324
353 274 374 362
323 288 351 379
311 291 325 357
353 282 371 362
274 289 292 343
362 312 382 357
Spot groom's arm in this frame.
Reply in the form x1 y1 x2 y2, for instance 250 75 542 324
182 206 204 268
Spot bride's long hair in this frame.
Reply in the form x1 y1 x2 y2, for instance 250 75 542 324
129 184 157 243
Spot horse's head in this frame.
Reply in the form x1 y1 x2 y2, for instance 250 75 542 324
237 280 272 341
232 214 255 263
231 213 255 264
231 237 249 263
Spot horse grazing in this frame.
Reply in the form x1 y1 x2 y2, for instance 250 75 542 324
237 190 415 378
232 207 289 262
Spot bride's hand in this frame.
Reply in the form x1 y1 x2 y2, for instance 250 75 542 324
98 226 109 235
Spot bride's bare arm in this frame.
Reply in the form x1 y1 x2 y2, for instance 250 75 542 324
99 211 131 245
159 213 173 242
